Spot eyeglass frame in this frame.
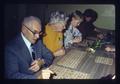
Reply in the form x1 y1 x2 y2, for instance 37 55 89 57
23 24 43 36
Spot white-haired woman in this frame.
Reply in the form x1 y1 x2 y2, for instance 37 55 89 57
43 11 68 57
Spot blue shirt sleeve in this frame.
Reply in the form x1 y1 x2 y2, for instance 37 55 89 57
73 28 82 37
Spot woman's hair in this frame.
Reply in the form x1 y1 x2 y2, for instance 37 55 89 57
83 9 98 22
66 10 83 30
49 10 68 24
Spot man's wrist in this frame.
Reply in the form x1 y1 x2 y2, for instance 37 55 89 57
37 59 45 66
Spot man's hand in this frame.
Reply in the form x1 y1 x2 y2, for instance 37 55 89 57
37 58 45 66
41 68 54 79
29 59 43 72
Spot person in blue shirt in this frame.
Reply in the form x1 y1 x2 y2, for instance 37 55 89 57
5 16 54 79
64 11 83 49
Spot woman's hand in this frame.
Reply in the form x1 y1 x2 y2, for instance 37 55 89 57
53 48 65 57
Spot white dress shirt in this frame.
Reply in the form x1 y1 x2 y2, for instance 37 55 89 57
21 33 33 58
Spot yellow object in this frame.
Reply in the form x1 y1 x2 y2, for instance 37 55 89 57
43 24 63 53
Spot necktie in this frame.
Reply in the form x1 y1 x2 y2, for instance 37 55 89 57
31 44 36 60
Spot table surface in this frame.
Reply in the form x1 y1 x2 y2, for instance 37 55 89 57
37 40 115 79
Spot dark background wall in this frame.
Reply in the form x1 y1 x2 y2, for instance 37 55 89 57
4 4 19 44
4 4 48 44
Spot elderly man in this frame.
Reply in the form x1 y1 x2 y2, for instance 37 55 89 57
5 16 54 79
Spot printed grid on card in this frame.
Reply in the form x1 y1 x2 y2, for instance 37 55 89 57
95 56 113 65
49 65 90 79
57 49 86 69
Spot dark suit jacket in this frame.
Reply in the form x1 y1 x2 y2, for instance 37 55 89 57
5 34 53 79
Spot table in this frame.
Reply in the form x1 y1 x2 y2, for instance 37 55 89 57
36 40 115 79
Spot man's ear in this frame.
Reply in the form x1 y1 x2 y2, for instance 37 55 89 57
21 26 26 34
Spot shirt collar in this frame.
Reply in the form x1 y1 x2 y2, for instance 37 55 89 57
21 32 31 50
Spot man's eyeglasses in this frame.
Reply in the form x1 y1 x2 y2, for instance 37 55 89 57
23 24 43 36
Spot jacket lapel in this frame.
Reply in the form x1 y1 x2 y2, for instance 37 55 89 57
17 34 32 65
